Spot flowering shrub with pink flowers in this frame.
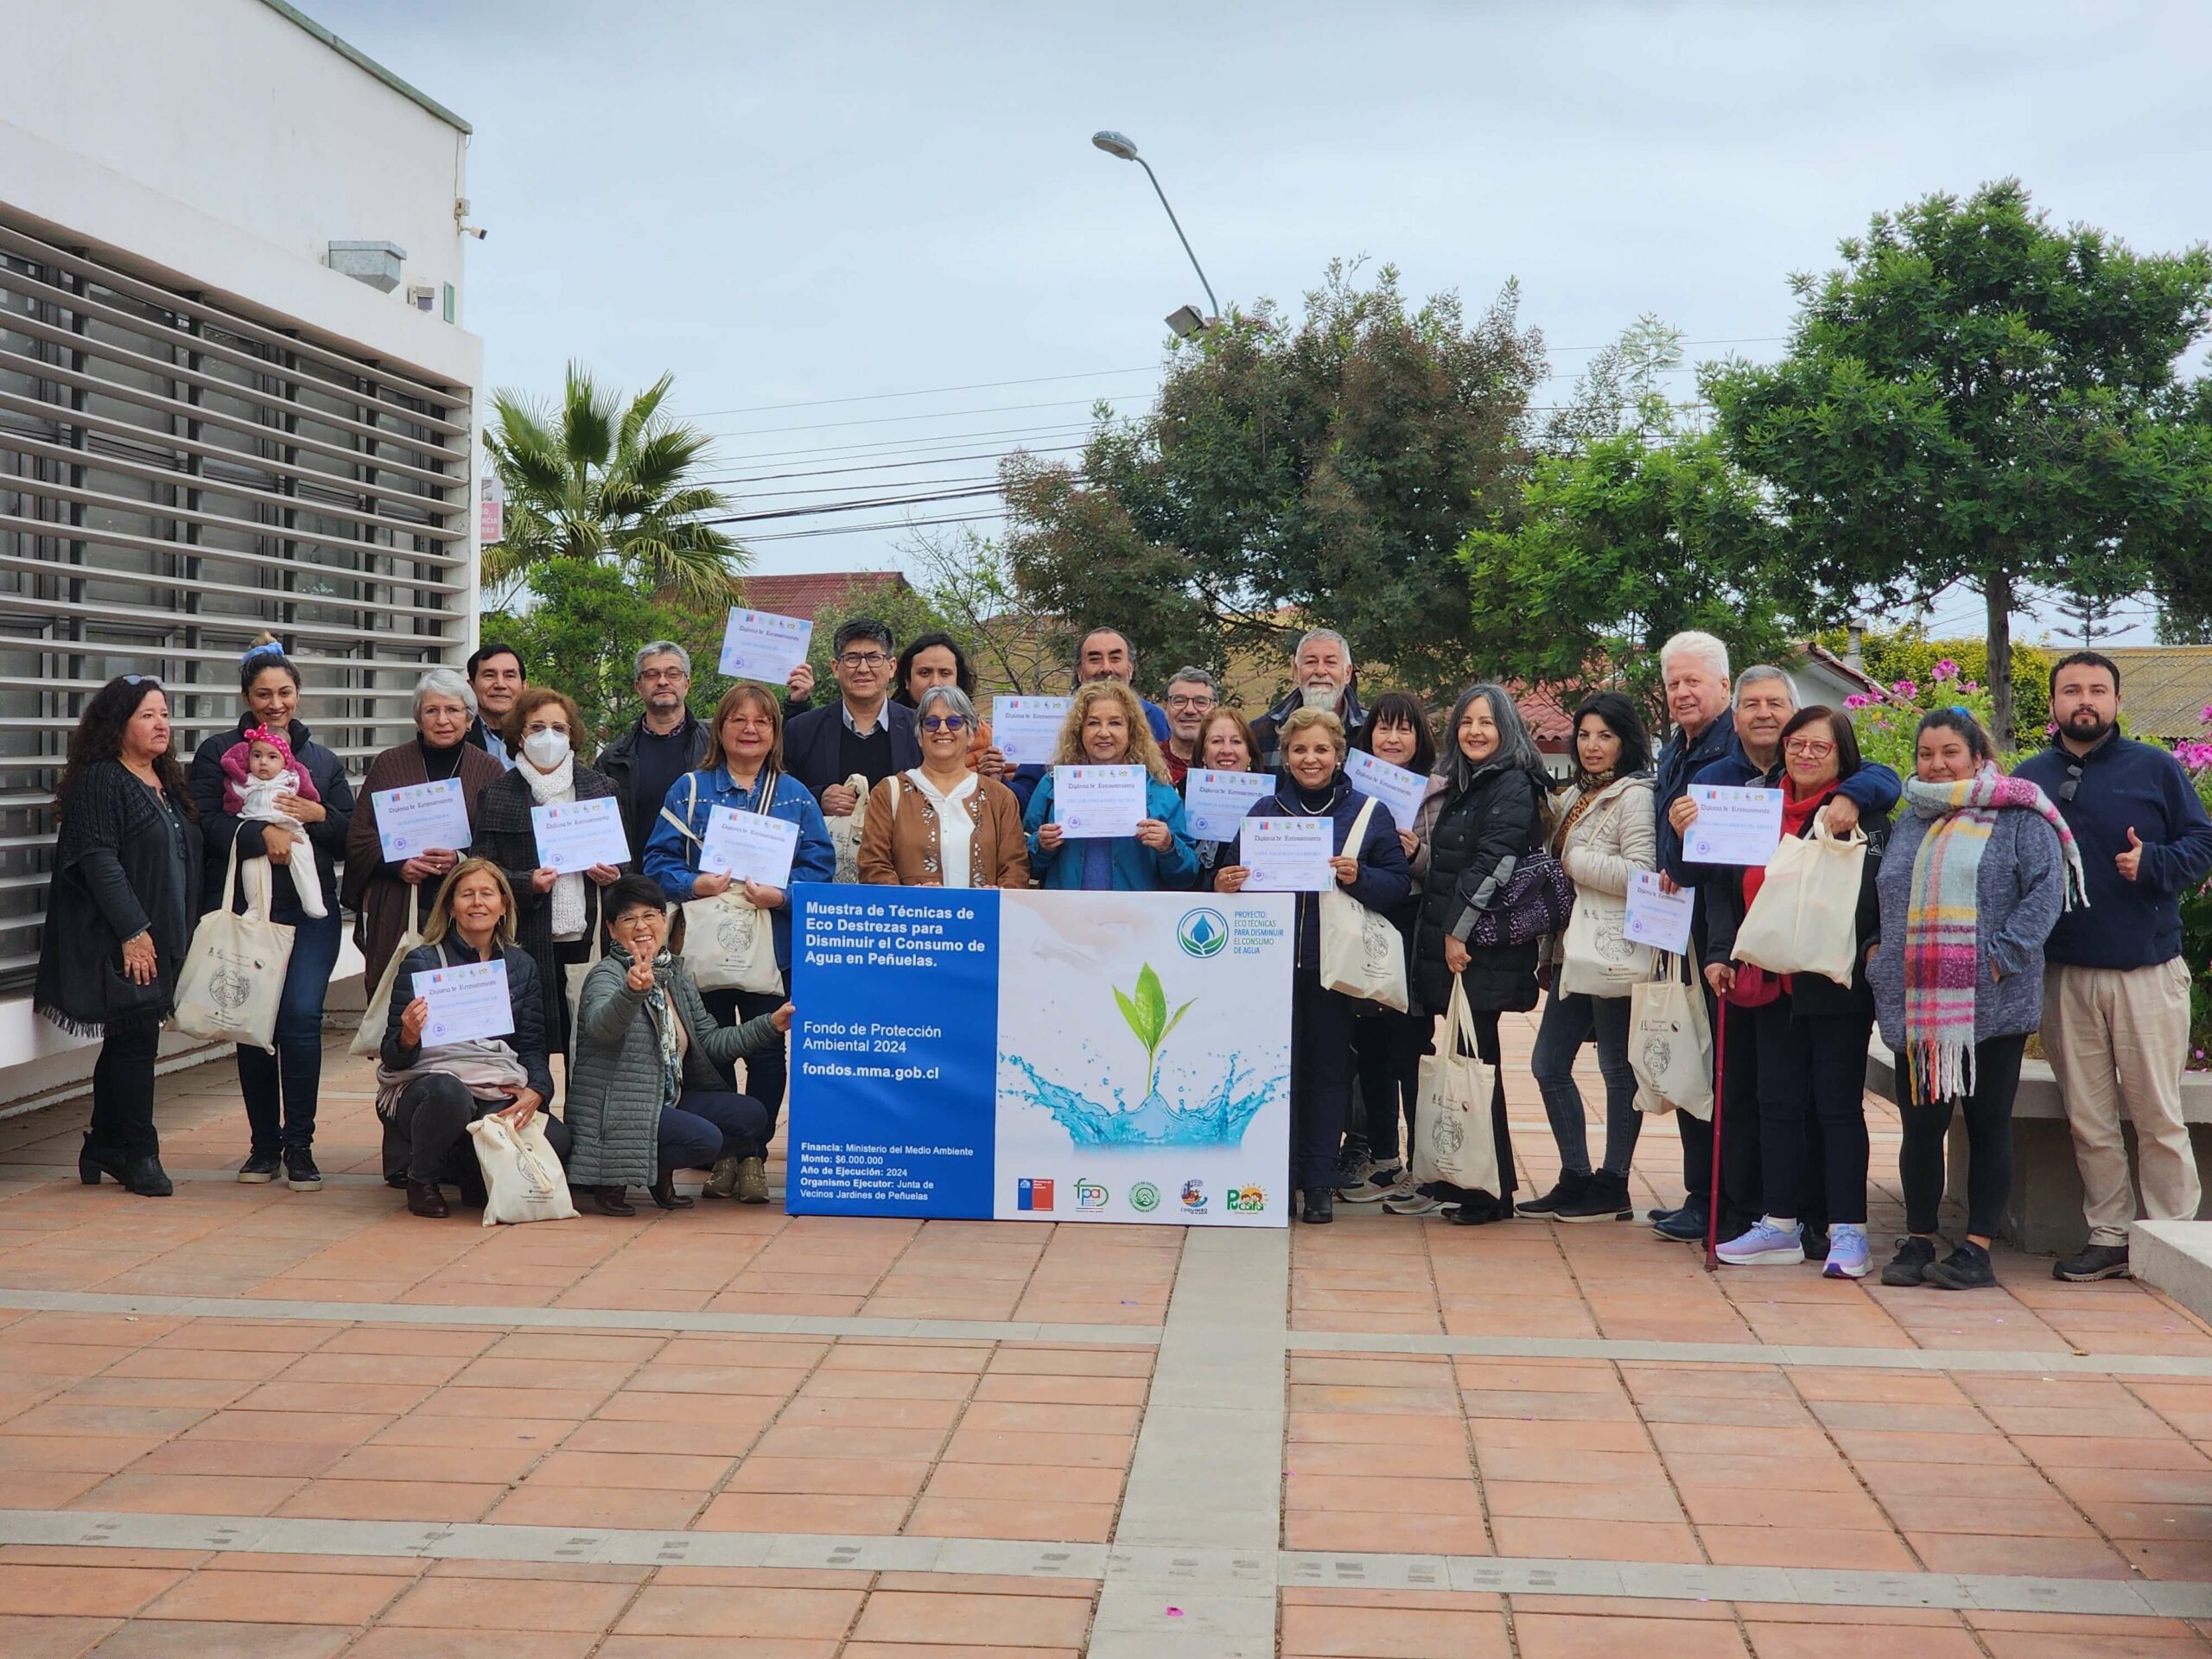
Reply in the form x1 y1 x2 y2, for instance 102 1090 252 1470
2177 706 2212 1070
1841 658 2005 777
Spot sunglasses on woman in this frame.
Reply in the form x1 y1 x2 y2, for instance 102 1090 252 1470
922 714 969 733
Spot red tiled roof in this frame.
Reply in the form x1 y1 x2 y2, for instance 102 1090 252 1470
739 570 910 626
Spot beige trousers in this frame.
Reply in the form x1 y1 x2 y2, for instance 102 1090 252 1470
2040 958 2201 1246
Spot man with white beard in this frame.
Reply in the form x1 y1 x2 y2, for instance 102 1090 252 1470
1250 628 1369 773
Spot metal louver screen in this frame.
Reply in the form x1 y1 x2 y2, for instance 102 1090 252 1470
0 213 472 988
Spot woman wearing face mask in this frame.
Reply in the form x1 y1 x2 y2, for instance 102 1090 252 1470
1403 683 1554 1224
1338 692 1443 1201
1022 682 1198 890
1866 709 2079 1290
474 688 628 1058
859 685 1028 887
1215 708 1411 1222
1185 707 1265 882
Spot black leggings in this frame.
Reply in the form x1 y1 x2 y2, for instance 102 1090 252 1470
1900 1032 2025 1241
384 1074 572 1187
89 1020 162 1161
1751 998 1871 1227
1351 1007 1429 1166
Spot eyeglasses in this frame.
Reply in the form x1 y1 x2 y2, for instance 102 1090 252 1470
837 652 892 669
1164 694 1216 709
2059 762 2083 803
638 668 688 683
1783 739 1836 759
922 714 969 733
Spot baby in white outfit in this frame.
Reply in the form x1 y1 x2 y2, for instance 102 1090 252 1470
221 728 327 918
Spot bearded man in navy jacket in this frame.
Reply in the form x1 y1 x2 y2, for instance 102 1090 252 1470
2015 651 2212 1284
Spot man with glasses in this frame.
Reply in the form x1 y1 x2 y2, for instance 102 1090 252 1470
1160 667 1220 787
783 618 921 830
2015 651 2212 1281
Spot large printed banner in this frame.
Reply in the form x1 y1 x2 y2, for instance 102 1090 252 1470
786 885 1294 1226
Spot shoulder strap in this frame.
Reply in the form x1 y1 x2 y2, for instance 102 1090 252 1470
1347 794 1379 851
658 772 706 866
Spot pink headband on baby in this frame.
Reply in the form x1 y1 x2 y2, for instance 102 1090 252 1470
243 725 295 769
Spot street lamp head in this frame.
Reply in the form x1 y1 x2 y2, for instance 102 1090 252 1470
1165 305 1207 340
1091 130 1141 162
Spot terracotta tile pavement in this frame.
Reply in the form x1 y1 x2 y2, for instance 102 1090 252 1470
0 1027 2205 1649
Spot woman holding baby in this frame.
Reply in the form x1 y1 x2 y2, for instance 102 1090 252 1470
187 635 354 1192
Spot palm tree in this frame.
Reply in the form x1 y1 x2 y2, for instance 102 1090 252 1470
483 363 746 608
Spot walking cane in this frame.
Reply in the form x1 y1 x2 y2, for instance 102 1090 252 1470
1704 986 1728 1274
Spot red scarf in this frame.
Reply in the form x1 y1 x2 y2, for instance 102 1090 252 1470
1741 779 1831 913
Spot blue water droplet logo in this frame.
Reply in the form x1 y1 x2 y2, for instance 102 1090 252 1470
1177 908 1227 958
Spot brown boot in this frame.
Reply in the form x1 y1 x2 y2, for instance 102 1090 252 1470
583 1185 634 1217
649 1172 694 1211
405 1180 448 1219
703 1154 741 1199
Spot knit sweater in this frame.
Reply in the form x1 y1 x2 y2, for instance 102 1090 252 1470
1866 807 2067 1052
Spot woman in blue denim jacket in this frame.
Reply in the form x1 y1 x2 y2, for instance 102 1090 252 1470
645 683 833 1128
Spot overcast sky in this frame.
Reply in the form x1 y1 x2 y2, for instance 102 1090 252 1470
313 0 2212 645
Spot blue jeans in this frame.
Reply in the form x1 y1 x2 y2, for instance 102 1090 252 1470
660 1088 772 1169
238 904 343 1154
1529 988 1641 1179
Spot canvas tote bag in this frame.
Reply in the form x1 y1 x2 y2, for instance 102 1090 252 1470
825 771 870 885
1409 978 1503 1192
663 772 785 996
1319 798 1410 1013
1629 953 1713 1118
171 840 295 1052
1731 816 1866 987
350 885 424 1058
467 1112 579 1225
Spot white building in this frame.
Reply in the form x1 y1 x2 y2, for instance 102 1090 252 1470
0 0 482 1106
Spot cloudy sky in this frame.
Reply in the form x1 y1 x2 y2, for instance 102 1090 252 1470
314 0 2212 643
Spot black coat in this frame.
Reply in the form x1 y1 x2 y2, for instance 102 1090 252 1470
1224 777 1413 971
1701 787 1888 1020
781 700 922 803
474 764 628 1055
594 712 713 860
35 760 203 1036
1413 763 1548 1015
188 716 354 920
380 935 557 1106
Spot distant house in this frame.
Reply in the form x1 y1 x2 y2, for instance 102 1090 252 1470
740 570 912 627
2102 645 2212 742
1788 640 1893 710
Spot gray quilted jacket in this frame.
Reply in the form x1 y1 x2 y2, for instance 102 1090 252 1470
564 946 779 1187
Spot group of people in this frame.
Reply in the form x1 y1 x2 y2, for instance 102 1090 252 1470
31 618 2212 1279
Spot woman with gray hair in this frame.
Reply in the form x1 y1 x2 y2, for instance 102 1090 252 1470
857 683 1030 887
1397 683 1554 1223
343 665 506 991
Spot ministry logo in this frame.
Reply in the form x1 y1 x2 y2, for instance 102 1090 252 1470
1176 908 1227 959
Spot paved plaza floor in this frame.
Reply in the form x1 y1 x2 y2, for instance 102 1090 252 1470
0 1014 2209 1656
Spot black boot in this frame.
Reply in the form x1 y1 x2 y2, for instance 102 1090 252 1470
406 1180 449 1218
583 1185 635 1217
1301 1186 1333 1224
120 1155 173 1198
648 1173 693 1211
1519 1170 1592 1218
1554 1171 1631 1223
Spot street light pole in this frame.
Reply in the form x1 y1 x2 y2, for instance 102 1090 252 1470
1091 130 1219 321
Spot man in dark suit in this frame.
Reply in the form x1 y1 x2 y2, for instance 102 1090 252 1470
781 620 921 843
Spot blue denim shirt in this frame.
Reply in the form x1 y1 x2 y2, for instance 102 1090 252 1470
643 766 836 969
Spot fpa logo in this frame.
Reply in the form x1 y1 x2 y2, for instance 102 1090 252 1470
1074 1181 1109 1211
1177 908 1228 959
1016 1178 1054 1212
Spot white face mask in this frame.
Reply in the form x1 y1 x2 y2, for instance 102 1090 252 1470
522 728 570 769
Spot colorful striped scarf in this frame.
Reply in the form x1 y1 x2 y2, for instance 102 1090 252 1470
1901 766 2087 1099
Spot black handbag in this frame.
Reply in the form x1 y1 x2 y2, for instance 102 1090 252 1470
1469 854 1574 948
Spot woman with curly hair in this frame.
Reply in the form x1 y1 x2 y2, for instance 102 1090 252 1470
1020 681 1198 890
36 675 203 1197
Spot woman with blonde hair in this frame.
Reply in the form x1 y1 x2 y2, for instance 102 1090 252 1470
378 857 567 1218
1021 681 1198 890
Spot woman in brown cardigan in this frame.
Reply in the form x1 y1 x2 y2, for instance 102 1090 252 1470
342 669 506 990
858 685 1029 888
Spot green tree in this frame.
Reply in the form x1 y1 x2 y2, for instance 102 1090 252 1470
1001 259 1546 702
484 362 747 610
482 557 711 748
1460 315 1794 729
1707 179 2212 747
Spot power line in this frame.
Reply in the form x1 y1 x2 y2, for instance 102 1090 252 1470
683 365 1161 419
702 442 1089 488
701 486 1009 526
708 421 1099 465
741 510 1007 543
694 392 1149 441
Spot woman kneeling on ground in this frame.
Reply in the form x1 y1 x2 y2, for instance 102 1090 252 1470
1867 708 2080 1291
565 875 793 1213
378 858 567 1218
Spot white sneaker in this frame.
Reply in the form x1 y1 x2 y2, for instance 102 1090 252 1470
1382 1182 1458 1217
